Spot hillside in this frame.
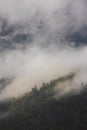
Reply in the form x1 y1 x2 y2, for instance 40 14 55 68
0 73 87 130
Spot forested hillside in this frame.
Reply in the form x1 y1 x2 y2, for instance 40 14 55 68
0 73 87 130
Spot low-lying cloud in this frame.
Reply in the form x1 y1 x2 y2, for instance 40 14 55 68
0 0 87 100
0 45 87 99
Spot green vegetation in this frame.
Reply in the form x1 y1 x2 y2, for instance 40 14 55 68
0 73 87 130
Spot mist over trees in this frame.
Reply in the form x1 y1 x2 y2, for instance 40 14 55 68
0 73 87 130
0 0 87 130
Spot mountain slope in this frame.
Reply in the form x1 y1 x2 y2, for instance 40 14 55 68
0 73 87 130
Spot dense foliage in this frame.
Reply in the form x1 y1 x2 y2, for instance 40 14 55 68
0 73 87 130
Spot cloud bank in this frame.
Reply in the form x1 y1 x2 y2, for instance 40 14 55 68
0 0 87 99
0 46 87 99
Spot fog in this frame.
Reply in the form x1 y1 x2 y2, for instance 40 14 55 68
0 0 87 99
0 46 87 99
0 0 87 30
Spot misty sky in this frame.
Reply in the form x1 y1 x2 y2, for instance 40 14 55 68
0 0 87 100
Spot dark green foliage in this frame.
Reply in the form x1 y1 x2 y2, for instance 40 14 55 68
0 73 87 130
